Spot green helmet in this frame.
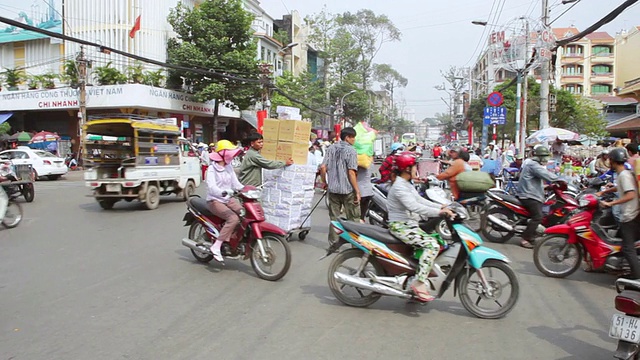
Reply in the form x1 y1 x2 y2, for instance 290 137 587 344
533 146 551 157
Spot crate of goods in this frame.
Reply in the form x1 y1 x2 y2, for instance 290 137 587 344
275 141 309 165
261 140 278 160
262 165 317 232
278 120 311 144
262 118 281 141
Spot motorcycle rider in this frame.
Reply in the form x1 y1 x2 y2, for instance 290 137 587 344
378 143 405 183
206 140 245 263
436 146 466 200
516 146 558 249
597 148 640 279
595 150 611 174
387 152 454 302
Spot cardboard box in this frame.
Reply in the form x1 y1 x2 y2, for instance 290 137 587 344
278 120 311 144
262 119 280 141
261 140 278 160
276 141 309 165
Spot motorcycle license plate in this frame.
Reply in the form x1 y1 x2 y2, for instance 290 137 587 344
106 184 120 192
610 314 640 344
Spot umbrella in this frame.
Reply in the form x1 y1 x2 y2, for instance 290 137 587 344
9 131 32 142
30 131 60 143
525 127 579 145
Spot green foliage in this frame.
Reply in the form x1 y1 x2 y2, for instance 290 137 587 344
93 62 127 85
2 68 25 88
27 72 57 89
270 71 328 125
127 61 145 84
374 63 408 90
273 29 290 47
166 0 261 108
0 122 10 135
61 60 79 86
142 69 165 87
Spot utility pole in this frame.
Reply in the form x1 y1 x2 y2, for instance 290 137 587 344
76 46 88 163
539 0 551 129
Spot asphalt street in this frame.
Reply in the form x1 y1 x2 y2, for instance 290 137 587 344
0 173 623 360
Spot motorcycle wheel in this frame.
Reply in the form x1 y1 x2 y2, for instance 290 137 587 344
22 183 35 203
533 235 582 278
250 233 291 281
481 207 516 243
328 248 384 307
188 222 213 263
2 201 23 229
457 260 519 319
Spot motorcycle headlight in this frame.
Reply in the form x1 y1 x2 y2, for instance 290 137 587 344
243 189 262 199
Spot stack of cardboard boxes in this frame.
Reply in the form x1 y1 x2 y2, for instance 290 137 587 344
261 119 312 166
261 165 317 232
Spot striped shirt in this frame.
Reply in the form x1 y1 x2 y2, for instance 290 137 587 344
322 141 358 194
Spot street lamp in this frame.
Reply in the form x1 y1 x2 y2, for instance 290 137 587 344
339 90 357 126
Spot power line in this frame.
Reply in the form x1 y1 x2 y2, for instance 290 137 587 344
548 0 582 26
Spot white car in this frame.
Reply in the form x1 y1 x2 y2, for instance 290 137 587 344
0 147 68 180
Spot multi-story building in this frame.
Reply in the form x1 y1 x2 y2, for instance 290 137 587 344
0 0 300 147
553 28 616 96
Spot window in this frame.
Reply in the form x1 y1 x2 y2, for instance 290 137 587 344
592 65 611 74
592 84 611 94
267 50 272 64
592 46 611 55
261 47 266 61
564 65 582 75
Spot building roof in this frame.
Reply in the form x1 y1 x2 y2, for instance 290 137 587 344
552 27 580 40
606 115 640 131
585 31 614 42
590 95 638 105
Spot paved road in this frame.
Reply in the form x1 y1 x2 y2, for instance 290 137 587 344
0 175 622 359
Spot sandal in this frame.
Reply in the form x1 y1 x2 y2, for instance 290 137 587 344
410 283 435 302
520 240 534 249
210 246 225 264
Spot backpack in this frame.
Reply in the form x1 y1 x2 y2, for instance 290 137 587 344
456 171 495 192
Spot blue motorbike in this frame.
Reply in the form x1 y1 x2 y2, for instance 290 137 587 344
327 203 519 319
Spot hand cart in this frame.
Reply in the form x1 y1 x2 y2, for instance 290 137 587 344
1 164 35 203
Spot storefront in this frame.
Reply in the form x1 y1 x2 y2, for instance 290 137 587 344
0 84 253 150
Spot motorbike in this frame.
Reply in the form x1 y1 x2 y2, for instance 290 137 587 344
611 278 640 359
480 180 579 243
327 203 519 319
367 177 452 239
532 193 639 278
180 186 292 281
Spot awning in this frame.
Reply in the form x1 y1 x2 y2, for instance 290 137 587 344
241 110 258 129
0 112 13 124
606 116 640 131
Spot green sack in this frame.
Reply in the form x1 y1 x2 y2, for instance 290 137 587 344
354 122 376 156
456 171 495 192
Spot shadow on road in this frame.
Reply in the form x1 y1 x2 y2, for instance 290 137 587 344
173 249 258 279
518 259 615 292
78 197 185 212
528 325 612 359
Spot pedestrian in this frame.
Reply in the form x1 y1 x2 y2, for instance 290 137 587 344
551 139 566 165
239 133 293 187
320 127 360 254
515 146 558 249
598 148 640 279
626 143 639 172
357 164 373 221
200 145 210 181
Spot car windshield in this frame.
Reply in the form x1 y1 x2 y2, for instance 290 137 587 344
34 151 57 158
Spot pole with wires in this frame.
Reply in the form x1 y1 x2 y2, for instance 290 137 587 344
539 0 551 129
76 46 88 164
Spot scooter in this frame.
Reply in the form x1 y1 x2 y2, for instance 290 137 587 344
327 203 519 319
0 164 23 229
611 278 640 359
180 186 292 281
533 193 639 278
480 180 579 243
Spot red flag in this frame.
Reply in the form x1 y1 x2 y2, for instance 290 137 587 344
129 15 141 38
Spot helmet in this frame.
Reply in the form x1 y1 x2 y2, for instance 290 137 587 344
609 147 628 163
215 140 237 152
393 151 417 172
602 149 610 155
390 143 404 152
533 146 551 157
449 146 462 154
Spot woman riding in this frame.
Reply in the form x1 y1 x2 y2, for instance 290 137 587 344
206 140 245 263
387 152 454 302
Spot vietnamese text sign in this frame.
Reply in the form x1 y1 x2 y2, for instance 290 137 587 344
483 106 507 125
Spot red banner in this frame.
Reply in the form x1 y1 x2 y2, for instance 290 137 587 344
256 110 267 134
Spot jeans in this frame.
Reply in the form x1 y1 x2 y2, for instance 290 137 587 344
620 215 640 279
520 198 543 242
327 192 361 246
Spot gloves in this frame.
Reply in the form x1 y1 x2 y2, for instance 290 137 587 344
221 189 233 198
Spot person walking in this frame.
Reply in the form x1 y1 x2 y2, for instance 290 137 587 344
320 127 360 253
239 133 293 187
357 164 373 221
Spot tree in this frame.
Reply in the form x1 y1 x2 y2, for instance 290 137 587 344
166 0 261 140
374 63 407 114
270 71 328 126
0 122 10 135
336 10 401 91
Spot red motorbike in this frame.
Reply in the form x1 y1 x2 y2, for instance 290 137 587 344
480 180 579 243
181 186 292 281
533 193 640 278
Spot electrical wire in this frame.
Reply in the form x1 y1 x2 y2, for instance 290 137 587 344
548 0 582 26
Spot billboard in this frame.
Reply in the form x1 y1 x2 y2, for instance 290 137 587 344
0 0 62 44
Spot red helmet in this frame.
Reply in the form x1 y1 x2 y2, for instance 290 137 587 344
393 151 417 172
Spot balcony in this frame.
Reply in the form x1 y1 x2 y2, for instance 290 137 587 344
561 74 584 82
590 72 614 82
562 53 584 59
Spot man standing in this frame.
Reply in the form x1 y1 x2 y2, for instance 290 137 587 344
516 146 558 249
239 133 293 186
598 148 640 279
487 142 498 160
320 127 360 253
551 139 566 165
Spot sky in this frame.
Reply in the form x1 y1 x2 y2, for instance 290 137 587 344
260 0 640 121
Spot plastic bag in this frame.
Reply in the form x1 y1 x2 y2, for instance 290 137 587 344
357 154 372 169
354 122 376 156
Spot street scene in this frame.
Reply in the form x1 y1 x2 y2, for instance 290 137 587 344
1 0 640 359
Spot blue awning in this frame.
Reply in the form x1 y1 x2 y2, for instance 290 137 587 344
0 113 13 125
